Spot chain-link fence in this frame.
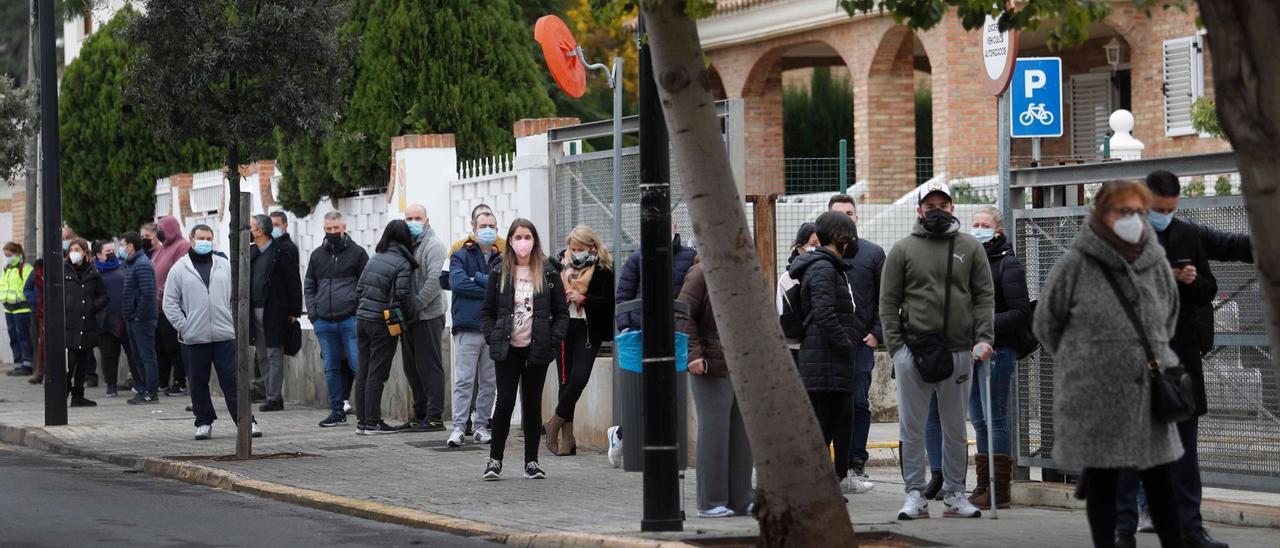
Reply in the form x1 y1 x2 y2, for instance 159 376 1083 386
1015 188 1277 491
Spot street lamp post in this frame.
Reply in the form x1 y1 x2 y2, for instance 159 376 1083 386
38 0 67 426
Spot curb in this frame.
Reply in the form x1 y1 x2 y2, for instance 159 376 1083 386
1013 481 1280 529
0 422 695 548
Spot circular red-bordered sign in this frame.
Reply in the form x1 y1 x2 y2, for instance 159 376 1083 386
535 15 587 99
982 15 1019 96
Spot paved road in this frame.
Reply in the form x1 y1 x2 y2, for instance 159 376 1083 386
0 446 496 547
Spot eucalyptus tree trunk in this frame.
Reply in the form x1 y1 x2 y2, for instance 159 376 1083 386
1198 0 1280 387
638 2 857 545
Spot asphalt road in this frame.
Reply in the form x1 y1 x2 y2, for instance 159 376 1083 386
0 446 496 547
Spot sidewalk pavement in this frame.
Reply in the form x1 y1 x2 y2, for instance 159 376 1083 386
1 376 1276 547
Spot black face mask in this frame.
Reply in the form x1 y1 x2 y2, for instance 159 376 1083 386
324 233 344 247
920 208 955 235
141 238 153 252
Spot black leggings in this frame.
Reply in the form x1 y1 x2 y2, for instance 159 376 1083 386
1083 464 1182 547
555 320 598 421
67 348 95 398
808 391 852 480
490 346 549 464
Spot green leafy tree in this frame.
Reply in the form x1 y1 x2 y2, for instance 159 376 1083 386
59 9 219 239
782 67 854 193
1190 96 1223 139
0 74 33 182
324 0 554 194
1215 175 1232 196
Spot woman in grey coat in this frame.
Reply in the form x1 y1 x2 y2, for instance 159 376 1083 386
1033 181 1184 547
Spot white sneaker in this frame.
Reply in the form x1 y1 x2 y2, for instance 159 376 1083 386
897 490 930 520
942 491 981 518
194 424 212 440
1137 509 1155 532
697 506 735 519
841 475 875 494
251 421 263 438
473 427 492 444
606 425 623 468
343 400 354 414
447 428 465 447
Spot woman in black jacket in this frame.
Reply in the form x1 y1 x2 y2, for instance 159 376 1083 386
788 211 870 494
481 218 569 480
353 220 417 435
544 225 614 456
64 239 107 407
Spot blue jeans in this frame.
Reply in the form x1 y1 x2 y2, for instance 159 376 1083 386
848 343 875 464
126 319 159 396
5 311 32 365
180 340 240 427
314 317 360 414
968 347 1016 454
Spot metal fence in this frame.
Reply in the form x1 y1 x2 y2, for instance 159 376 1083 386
1011 153 1277 492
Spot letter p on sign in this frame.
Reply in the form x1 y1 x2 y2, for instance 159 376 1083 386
1024 70 1046 98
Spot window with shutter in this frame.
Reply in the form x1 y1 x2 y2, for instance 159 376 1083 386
1070 73 1114 158
1163 35 1205 137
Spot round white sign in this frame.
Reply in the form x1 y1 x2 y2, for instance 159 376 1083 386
981 15 1017 96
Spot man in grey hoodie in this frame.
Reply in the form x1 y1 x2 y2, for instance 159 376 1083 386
402 204 449 432
880 181 995 520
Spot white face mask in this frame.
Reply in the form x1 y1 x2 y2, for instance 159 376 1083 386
69 251 84 265
1113 214 1145 244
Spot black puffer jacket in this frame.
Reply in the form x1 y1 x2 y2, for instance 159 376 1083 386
482 260 570 367
64 260 107 350
986 237 1032 349
554 250 616 346
790 247 858 393
355 242 417 324
306 233 369 323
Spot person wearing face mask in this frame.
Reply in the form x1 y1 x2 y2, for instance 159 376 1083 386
480 218 569 480
139 222 162 259
63 239 108 407
354 220 419 435
1033 181 1186 547
2 242 35 376
151 216 191 396
924 206 1029 510
776 223 818 361
1109 172 1253 548
119 231 161 404
93 240 134 397
447 211 502 446
62 226 77 255
542 225 615 456
164 225 262 441
249 214 303 412
788 211 871 495
400 204 449 432
881 181 993 520
305 211 369 428
450 203 508 253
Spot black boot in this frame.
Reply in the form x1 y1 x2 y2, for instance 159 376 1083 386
923 469 944 500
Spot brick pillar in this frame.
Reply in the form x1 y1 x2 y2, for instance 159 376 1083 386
856 29 917 203
925 16 999 179
253 160 278 209
171 173 195 219
743 68 784 195
11 190 24 245
514 117 580 138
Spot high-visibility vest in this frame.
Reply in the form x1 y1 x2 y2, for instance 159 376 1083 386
1 262 33 314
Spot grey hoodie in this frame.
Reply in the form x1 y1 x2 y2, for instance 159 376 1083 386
411 226 449 321
163 254 235 345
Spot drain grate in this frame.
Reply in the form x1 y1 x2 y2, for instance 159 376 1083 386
318 444 377 451
404 440 487 452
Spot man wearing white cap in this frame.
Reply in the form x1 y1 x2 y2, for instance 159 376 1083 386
879 181 995 520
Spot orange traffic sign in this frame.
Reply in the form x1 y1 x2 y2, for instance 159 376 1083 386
535 15 587 98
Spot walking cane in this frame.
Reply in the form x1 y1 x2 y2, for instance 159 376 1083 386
982 358 998 519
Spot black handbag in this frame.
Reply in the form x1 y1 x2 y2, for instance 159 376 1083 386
1092 258 1195 424
905 238 956 384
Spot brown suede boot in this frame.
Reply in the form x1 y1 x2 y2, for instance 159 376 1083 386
559 421 577 456
993 454 1013 509
542 415 566 456
969 454 991 508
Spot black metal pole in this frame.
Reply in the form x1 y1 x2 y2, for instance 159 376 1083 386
38 0 66 426
637 16 681 533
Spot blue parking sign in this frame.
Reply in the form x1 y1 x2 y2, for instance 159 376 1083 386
1011 58 1062 138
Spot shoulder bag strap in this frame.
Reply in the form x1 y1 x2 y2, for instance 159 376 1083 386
1089 256 1156 367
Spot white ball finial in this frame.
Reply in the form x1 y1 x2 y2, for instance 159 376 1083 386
1107 109 1144 160
1109 109 1135 134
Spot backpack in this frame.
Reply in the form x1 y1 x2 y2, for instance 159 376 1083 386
778 272 807 342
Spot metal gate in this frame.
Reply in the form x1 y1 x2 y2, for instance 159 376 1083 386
1011 152 1278 492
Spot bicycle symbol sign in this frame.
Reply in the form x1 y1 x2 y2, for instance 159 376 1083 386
1011 58 1062 138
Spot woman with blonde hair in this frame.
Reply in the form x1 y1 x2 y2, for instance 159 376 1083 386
482 218 569 480
544 225 615 456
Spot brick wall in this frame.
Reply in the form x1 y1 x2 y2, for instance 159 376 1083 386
11 190 24 245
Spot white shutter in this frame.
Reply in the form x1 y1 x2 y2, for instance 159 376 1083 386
1070 73 1113 158
1163 36 1205 137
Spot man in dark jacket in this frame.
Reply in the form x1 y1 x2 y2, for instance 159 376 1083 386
828 194 887 480
250 214 303 412
614 223 697 331
447 211 501 444
120 232 160 404
94 240 134 396
789 211 871 495
306 212 369 427
1113 171 1253 548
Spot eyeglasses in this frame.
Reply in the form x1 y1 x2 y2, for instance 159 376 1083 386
1113 207 1147 217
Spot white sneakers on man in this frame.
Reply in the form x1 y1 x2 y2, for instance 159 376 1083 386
473 427 492 444
343 400 354 414
842 474 875 494
897 490 930 520
194 425 212 440
942 491 982 518
447 428 466 447
606 426 623 468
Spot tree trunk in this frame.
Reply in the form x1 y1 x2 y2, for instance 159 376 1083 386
638 3 857 545
1197 0 1280 390
227 141 253 459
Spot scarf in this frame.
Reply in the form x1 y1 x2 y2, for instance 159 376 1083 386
1088 211 1145 263
560 255 595 316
